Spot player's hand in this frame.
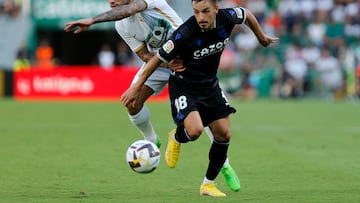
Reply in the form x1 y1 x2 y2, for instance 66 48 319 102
168 56 186 72
64 18 94 34
259 35 279 47
120 86 140 108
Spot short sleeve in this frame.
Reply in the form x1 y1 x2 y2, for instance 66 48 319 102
157 30 183 63
143 0 158 9
115 21 144 52
227 7 246 24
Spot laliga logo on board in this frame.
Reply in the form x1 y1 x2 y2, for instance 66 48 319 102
32 75 94 95
17 79 31 95
16 74 95 96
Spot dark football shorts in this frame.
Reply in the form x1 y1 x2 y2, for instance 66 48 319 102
168 75 236 126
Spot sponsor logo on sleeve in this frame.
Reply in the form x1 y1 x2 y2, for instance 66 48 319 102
162 40 174 54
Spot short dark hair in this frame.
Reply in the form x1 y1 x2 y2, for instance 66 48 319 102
192 0 218 5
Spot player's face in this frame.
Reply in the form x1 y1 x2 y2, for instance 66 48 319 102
108 0 128 9
192 0 219 31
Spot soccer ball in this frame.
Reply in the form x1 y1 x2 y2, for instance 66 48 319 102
126 140 161 173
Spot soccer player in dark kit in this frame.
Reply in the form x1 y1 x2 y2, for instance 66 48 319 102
121 0 278 197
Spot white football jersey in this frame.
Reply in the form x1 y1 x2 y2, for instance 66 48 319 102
115 0 183 53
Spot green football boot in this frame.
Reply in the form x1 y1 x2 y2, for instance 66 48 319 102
221 164 240 192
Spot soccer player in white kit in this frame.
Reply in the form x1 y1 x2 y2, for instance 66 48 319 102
64 0 240 191
113 0 183 148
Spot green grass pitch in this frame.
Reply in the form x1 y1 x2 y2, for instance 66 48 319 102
0 99 359 202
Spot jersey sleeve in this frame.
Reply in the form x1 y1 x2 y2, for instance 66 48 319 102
157 29 183 63
226 7 246 24
115 22 145 52
143 0 159 9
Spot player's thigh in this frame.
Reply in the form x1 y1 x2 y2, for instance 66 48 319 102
170 93 203 137
183 111 203 137
169 79 203 135
170 92 198 126
208 117 231 142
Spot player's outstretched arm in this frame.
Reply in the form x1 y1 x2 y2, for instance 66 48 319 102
244 8 279 47
120 55 162 108
64 0 147 34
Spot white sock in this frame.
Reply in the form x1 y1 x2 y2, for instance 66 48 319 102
204 126 214 142
223 158 229 167
202 177 214 185
128 106 157 143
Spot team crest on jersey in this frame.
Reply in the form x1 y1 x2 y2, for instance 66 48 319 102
162 40 174 54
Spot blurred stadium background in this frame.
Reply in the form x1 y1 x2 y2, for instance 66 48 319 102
1 1 360 202
0 0 359 101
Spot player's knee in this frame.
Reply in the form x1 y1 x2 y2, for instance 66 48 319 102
224 131 231 141
215 130 231 142
186 126 203 140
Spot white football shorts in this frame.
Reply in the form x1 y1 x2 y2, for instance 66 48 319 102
131 63 171 95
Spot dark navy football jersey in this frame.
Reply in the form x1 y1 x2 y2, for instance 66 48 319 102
158 7 246 88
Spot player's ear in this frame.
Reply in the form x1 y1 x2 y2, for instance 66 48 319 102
214 3 219 13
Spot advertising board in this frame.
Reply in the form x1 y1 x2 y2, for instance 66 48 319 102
14 67 169 101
